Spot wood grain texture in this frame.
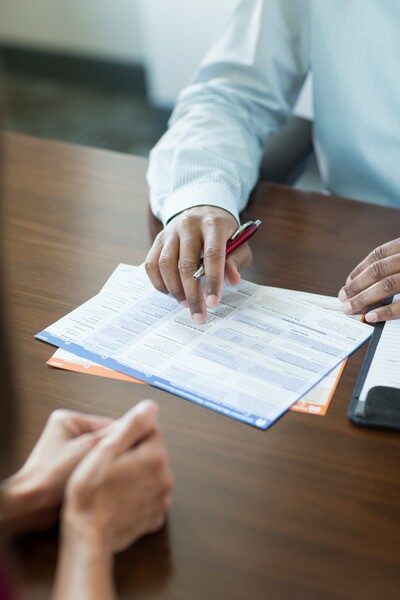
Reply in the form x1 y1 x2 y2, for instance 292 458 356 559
2 132 400 600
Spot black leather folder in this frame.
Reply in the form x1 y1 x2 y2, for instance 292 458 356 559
349 297 400 432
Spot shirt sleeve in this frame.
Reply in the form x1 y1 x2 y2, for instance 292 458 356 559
147 0 310 226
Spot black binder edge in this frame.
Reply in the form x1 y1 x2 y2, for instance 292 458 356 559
348 296 400 431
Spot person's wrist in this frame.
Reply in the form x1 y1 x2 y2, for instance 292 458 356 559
0 469 43 536
62 503 112 559
166 204 238 227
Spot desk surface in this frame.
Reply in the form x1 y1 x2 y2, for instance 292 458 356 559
3 132 400 600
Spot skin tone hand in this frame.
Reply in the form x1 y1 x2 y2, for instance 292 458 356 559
339 237 400 322
54 401 173 600
0 410 112 536
145 206 253 324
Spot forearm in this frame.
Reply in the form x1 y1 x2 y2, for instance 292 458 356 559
53 515 115 600
0 470 54 537
148 86 265 226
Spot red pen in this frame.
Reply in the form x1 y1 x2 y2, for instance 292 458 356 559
193 219 262 280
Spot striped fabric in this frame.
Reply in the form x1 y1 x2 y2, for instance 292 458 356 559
147 0 400 225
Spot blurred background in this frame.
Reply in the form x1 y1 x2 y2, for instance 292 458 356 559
0 0 313 160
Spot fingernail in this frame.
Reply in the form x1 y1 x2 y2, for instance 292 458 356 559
365 311 378 323
181 300 189 308
192 313 205 325
342 301 353 315
206 294 218 308
338 288 347 302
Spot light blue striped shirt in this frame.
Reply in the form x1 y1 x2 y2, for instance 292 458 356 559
148 0 400 225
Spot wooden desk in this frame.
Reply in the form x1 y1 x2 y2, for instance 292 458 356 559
3 132 400 600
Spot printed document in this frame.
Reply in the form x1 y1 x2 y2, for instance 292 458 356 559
36 265 372 429
47 277 357 416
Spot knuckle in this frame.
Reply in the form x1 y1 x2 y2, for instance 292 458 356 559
372 245 385 262
370 260 384 280
350 294 365 311
158 253 174 269
179 232 195 246
204 245 225 261
144 259 157 274
180 213 197 228
380 276 395 294
346 279 360 297
202 215 216 228
203 214 223 229
384 304 394 320
178 260 197 275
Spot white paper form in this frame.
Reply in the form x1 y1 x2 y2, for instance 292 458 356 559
359 294 400 403
48 284 355 415
36 268 373 429
263 289 362 414
98 263 138 294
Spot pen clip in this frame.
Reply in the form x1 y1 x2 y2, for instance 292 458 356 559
229 221 254 240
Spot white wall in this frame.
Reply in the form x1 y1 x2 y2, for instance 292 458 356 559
0 0 239 100
139 0 312 117
0 0 313 118
0 0 144 62
139 0 240 108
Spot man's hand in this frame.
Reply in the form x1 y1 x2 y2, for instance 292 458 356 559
145 206 253 324
339 238 400 322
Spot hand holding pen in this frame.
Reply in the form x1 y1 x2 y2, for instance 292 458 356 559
193 219 262 280
145 206 261 324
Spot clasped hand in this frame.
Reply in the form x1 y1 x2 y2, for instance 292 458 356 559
0 401 173 554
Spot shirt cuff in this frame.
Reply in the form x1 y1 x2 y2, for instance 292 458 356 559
158 181 240 226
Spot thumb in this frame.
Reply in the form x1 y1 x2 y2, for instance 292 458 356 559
225 244 253 286
99 400 159 458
